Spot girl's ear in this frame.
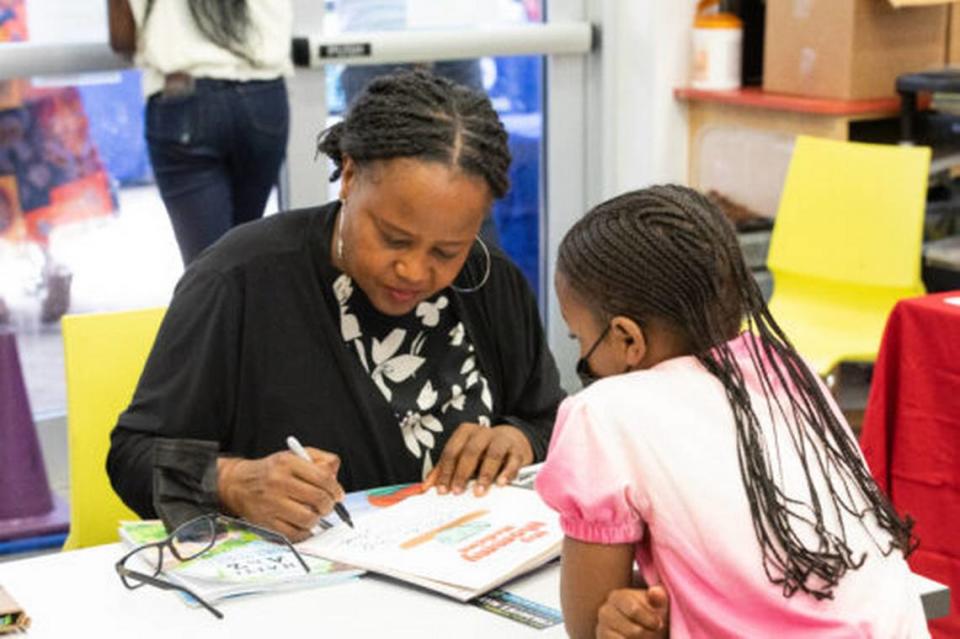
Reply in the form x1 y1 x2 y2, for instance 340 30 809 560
611 316 647 371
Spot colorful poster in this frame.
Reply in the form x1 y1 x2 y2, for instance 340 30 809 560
0 0 27 42
0 0 116 248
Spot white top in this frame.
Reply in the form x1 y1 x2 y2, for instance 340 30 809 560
129 0 293 97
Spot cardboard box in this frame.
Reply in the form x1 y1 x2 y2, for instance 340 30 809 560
764 0 950 100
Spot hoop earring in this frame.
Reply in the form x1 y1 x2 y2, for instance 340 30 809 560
452 236 491 294
336 205 345 263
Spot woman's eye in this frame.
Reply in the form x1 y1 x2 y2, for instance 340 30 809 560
432 248 457 261
383 235 409 248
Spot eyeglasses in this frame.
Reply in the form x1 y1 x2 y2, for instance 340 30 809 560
115 513 310 619
575 324 611 387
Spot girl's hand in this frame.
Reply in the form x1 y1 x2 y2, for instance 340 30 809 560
596 586 670 639
426 423 533 496
216 448 345 542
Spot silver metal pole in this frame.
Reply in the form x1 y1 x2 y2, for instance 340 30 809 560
0 42 129 80
291 23 593 67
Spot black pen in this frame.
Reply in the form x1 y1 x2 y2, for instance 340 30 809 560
286 436 355 529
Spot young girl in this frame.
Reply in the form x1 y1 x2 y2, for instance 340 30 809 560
536 185 926 638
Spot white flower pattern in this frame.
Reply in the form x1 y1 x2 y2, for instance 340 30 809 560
334 275 493 477
369 329 425 401
416 295 449 327
449 322 465 346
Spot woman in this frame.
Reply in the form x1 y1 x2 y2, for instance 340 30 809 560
108 0 291 264
107 70 564 542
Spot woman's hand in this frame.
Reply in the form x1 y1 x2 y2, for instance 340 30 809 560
426 423 533 496
217 447 344 542
596 586 670 639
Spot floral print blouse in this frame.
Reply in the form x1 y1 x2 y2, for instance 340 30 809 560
332 273 493 479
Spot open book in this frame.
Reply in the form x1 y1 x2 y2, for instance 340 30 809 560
118 521 362 607
297 484 562 602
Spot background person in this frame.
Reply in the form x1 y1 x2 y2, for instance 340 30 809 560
108 0 292 265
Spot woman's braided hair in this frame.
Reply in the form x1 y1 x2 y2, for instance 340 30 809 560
558 184 914 600
317 69 511 199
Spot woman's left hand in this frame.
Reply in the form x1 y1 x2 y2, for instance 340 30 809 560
426 423 533 496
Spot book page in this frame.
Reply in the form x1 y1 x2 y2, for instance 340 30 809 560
298 486 561 594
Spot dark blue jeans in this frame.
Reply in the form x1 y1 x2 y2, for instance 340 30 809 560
146 77 289 265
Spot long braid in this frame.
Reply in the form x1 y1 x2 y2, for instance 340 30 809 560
558 185 914 600
317 70 511 199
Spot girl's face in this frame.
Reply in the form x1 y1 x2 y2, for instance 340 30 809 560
556 271 636 383
336 156 491 316
556 270 695 386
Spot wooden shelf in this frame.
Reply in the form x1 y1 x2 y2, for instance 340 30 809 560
674 87 903 117
675 87 913 207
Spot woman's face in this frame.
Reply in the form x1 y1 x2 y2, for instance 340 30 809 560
336 156 491 316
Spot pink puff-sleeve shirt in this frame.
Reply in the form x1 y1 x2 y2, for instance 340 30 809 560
535 334 928 638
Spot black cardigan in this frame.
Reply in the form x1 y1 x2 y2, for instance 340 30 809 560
107 202 564 521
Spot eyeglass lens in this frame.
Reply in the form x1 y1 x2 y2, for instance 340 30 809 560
121 544 163 588
170 516 220 561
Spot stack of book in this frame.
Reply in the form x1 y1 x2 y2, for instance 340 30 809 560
118 521 362 608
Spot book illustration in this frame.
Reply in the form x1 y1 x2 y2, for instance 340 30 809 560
312 482 427 529
298 485 562 600
365 482 427 508
400 509 489 549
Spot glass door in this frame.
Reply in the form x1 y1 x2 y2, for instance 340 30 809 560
0 0 596 414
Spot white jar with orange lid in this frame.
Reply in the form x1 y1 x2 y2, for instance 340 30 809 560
692 0 742 91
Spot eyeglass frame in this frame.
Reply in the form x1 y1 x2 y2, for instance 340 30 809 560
114 512 310 619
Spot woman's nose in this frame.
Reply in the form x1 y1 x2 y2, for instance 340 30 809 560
394 254 429 285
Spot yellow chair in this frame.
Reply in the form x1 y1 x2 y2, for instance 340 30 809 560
61 307 165 549
766 136 928 377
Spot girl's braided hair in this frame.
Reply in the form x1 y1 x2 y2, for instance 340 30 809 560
557 184 914 600
317 69 511 199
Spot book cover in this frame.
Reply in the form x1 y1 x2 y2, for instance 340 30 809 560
118 521 363 607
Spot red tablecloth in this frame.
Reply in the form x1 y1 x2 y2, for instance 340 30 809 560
861 292 960 638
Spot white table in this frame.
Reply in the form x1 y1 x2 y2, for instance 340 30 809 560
0 544 950 638
0 543 564 638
